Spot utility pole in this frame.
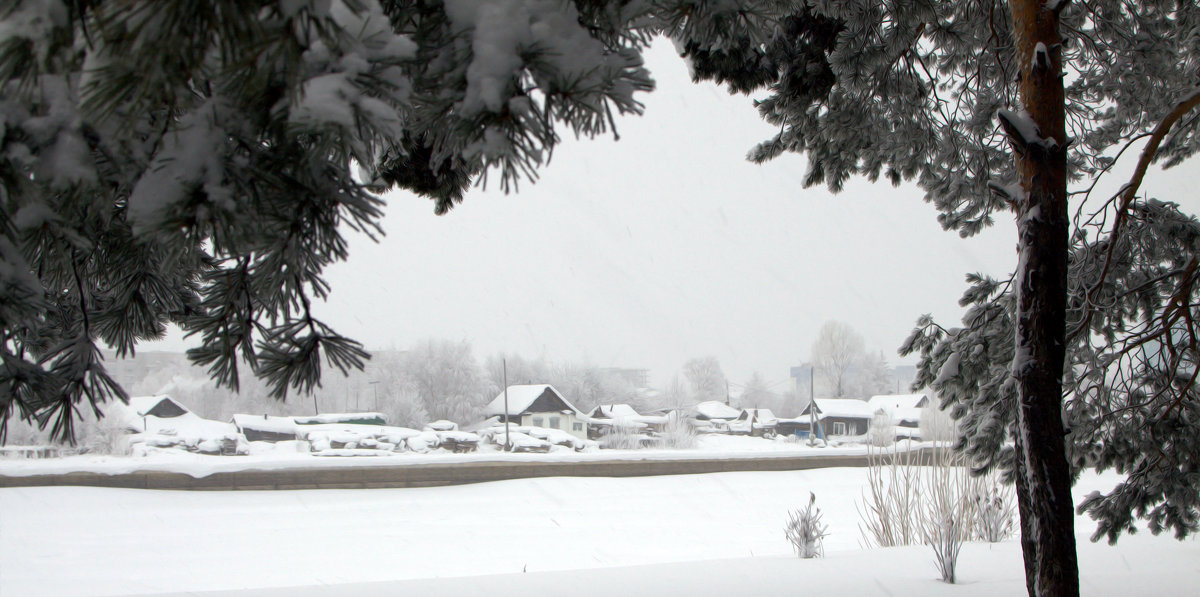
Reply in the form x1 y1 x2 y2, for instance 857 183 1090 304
503 358 511 451
369 381 380 411
809 365 817 447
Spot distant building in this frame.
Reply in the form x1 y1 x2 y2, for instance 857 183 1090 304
790 364 815 400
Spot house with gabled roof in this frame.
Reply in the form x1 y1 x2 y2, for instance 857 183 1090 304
868 394 929 438
799 398 876 438
485 384 588 440
107 395 190 433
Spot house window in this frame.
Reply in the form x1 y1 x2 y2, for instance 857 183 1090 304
532 416 544 427
572 422 583 431
833 422 848 435
549 416 561 429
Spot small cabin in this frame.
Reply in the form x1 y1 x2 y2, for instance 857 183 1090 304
485 385 588 440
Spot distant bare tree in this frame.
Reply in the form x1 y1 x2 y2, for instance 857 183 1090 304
683 357 727 403
484 353 548 396
856 351 894 398
656 374 692 411
739 371 780 411
811 321 866 397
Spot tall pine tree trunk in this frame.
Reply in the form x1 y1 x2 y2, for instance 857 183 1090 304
1007 1 1079 596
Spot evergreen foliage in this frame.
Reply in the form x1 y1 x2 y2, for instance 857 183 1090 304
0 0 661 442
903 197 1200 544
668 0 1200 592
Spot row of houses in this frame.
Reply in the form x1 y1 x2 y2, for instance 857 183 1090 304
483 384 931 442
107 386 932 456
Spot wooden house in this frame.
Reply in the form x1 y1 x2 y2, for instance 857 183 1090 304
799 398 876 438
485 385 588 440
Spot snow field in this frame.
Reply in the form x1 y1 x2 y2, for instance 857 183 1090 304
1 468 1196 596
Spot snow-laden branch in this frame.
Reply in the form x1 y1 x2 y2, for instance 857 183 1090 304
1071 88 1200 341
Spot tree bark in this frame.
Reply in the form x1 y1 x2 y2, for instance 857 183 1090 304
1007 1 1079 596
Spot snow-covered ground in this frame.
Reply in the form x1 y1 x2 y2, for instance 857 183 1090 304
2 467 1196 596
0 434 868 478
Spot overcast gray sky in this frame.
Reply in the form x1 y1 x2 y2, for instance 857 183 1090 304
148 38 1195 389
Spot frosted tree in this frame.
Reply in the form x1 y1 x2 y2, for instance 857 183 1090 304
738 371 780 411
656 374 692 411
401 339 485 422
810 320 866 397
683 356 727 403
0 0 661 441
669 1 1200 595
484 353 549 396
380 382 428 429
857 351 894 397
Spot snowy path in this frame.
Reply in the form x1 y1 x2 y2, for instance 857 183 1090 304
2 468 1197 596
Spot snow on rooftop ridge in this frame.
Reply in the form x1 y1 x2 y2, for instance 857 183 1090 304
231 414 298 435
484 384 582 416
810 398 876 419
125 395 188 417
739 408 778 424
891 407 924 424
591 404 641 419
695 400 742 420
867 394 929 413
291 412 387 425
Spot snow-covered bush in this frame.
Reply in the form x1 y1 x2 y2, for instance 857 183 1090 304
858 441 977 582
973 474 1016 542
920 447 975 583
384 384 430 430
600 426 644 450
858 443 925 548
924 510 964 584
785 492 829 558
658 411 698 449
78 413 132 456
867 410 896 447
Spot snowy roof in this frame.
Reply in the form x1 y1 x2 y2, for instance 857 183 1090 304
590 404 641 419
891 407 924 425
103 395 191 432
806 398 876 419
484 385 582 417
231 414 298 435
694 401 742 420
738 408 778 425
867 394 929 413
127 395 189 418
138 412 242 442
292 412 388 425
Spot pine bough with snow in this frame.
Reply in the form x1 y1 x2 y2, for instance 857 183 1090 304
0 0 782 442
